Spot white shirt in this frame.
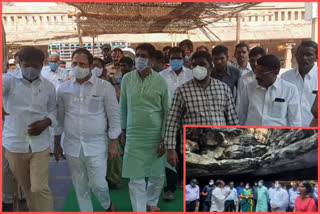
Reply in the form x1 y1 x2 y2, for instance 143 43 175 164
225 186 238 201
160 66 193 98
55 74 121 157
6 68 22 78
2 74 57 153
281 65 318 126
288 187 300 208
236 70 255 107
185 184 200 202
268 187 276 200
41 66 68 91
238 77 301 126
270 188 289 212
210 186 226 212
235 62 252 76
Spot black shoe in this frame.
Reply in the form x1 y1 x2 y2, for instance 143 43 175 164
2 203 14 212
105 202 117 212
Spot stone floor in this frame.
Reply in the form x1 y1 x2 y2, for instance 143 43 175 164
48 156 73 211
13 156 72 212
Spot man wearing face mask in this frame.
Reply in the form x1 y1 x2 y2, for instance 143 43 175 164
41 54 68 90
201 179 216 211
179 39 193 69
54 48 120 212
256 180 269 212
2 46 57 211
270 181 289 212
41 53 68 154
186 179 200 212
210 179 231 212
288 182 300 212
252 181 259 211
165 51 239 169
224 181 238 212
237 54 301 126
281 41 318 127
160 47 192 201
120 43 170 212
5 52 22 78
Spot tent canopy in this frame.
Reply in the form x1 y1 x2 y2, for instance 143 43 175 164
67 2 260 36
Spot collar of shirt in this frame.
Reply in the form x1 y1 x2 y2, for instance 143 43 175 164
213 66 231 77
170 66 188 76
71 73 96 86
255 77 280 90
236 61 252 71
296 64 317 79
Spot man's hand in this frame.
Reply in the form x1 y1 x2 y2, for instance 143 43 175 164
2 107 9 116
54 135 65 162
167 149 179 167
28 118 51 136
157 139 166 157
108 139 119 160
120 130 126 148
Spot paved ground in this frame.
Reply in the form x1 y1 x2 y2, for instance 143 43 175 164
48 156 73 211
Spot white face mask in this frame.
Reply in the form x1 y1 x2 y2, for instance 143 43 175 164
192 65 208 81
92 67 103 77
135 57 149 71
246 185 249 189
209 182 214 186
275 184 279 189
21 66 41 81
72 66 90 79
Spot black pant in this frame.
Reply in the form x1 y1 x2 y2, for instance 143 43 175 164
186 200 196 212
287 206 294 212
164 132 183 193
225 200 235 212
253 199 257 212
202 201 211 212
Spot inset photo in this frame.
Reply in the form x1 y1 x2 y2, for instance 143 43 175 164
185 127 318 212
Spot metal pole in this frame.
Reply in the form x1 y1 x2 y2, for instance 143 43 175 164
236 15 241 44
76 14 83 48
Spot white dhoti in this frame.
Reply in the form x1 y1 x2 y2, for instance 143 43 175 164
66 147 111 212
128 176 165 212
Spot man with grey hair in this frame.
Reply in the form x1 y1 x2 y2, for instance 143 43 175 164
41 53 68 153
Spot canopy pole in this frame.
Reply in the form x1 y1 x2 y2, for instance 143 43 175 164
76 13 83 48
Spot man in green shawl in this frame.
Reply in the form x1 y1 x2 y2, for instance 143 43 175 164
120 43 170 212
256 180 269 212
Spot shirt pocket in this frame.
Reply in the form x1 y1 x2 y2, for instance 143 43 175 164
87 96 104 113
270 101 287 119
32 94 49 113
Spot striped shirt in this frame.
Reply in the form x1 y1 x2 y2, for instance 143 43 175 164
164 78 239 153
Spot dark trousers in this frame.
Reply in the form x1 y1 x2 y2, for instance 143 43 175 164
164 132 183 193
287 206 294 212
186 200 196 212
253 199 257 212
202 201 211 212
225 200 235 212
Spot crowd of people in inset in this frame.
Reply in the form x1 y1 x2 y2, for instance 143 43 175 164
2 38 318 212
186 179 318 212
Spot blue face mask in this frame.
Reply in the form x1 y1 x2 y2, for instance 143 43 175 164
135 57 149 71
49 62 59 71
170 59 183 71
185 55 190 62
